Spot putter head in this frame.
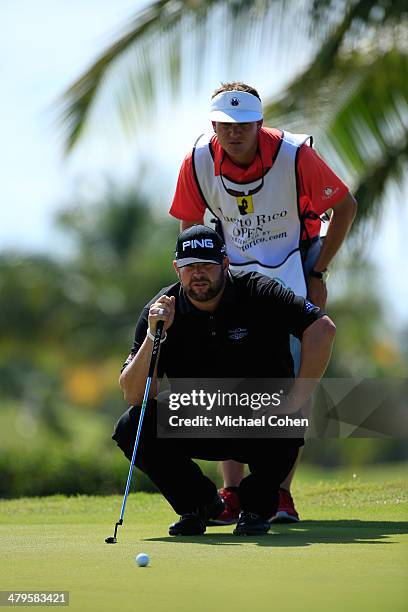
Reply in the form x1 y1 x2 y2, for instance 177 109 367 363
105 519 122 544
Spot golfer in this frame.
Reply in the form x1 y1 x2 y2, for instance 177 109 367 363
169 82 356 523
112 225 336 536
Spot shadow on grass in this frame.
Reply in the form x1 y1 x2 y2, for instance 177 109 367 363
145 520 408 547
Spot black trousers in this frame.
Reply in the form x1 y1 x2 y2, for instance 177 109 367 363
112 402 300 519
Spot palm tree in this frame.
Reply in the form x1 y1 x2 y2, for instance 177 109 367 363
57 0 408 229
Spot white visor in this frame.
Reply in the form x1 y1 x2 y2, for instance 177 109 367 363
209 90 263 123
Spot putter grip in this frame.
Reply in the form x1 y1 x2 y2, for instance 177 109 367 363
147 320 164 378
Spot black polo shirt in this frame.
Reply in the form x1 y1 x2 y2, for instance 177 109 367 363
123 271 323 378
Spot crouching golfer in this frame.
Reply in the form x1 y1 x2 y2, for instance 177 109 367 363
112 225 335 536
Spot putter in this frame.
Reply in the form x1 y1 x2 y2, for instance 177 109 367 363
105 320 164 544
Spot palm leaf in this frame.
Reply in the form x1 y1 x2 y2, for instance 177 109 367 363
56 0 408 226
57 0 317 153
264 43 408 226
353 136 408 226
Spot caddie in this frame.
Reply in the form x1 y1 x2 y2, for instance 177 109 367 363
169 81 356 524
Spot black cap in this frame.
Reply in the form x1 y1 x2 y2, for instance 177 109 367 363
175 225 226 268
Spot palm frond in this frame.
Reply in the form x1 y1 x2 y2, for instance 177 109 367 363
322 49 408 171
56 0 408 231
57 0 182 151
57 0 313 153
264 46 408 216
263 0 408 125
352 135 408 226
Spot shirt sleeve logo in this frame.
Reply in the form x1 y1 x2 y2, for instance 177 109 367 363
323 186 339 200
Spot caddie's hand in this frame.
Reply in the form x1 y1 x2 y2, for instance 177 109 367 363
148 295 175 334
307 276 327 310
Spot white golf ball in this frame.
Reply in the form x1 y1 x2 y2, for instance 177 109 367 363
136 553 150 567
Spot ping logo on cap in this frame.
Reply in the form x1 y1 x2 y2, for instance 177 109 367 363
230 97 239 106
182 239 214 250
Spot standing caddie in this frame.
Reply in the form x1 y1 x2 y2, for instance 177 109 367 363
169 81 356 524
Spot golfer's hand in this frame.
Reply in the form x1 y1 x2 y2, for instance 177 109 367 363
307 276 327 309
148 295 175 334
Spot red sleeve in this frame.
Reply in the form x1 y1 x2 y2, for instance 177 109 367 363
297 145 349 215
169 152 207 222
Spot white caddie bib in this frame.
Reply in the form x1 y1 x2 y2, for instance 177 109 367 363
193 131 312 296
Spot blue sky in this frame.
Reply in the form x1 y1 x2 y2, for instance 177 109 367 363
2 1 407 326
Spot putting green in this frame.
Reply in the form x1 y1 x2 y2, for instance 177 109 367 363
1 464 407 612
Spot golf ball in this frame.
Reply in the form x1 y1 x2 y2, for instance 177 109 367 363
136 553 150 567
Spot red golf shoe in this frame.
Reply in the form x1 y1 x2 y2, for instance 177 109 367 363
270 488 300 523
207 487 241 526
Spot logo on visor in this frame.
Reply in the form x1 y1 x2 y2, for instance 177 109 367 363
230 97 240 106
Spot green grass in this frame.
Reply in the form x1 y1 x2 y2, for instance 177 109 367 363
1 464 407 612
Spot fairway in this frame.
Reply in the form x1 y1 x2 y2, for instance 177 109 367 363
1 465 407 612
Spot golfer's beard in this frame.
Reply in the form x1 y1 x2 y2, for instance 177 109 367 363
185 271 225 302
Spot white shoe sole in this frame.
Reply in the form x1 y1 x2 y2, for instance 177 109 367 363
269 511 300 524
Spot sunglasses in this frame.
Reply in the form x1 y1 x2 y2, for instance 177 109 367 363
219 150 265 197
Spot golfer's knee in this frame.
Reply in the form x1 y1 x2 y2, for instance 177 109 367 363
112 407 138 460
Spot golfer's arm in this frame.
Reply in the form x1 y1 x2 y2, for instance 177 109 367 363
119 337 160 405
313 192 357 272
180 218 204 231
285 316 336 413
298 316 336 377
